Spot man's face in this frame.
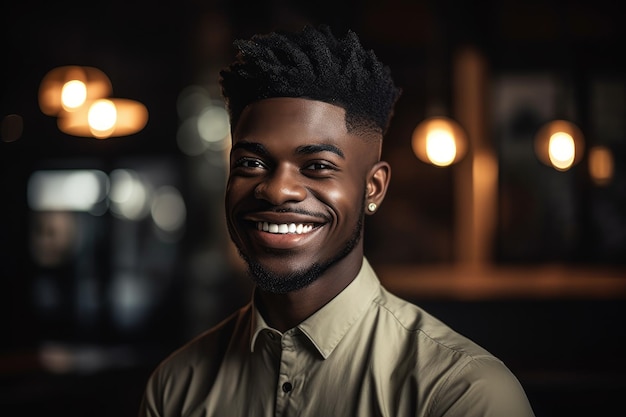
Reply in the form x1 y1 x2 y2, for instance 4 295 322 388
225 97 382 293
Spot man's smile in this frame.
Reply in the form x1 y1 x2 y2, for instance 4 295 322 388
257 221 315 234
242 209 328 241
245 219 323 251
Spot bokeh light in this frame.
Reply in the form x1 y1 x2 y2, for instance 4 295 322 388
176 85 230 155
151 185 186 234
548 132 576 171
39 66 112 116
426 128 457 166
535 120 585 171
198 105 230 145
58 98 148 139
108 169 151 221
589 146 614 186
88 99 117 138
61 80 88 111
27 170 109 212
176 85 212 120
412 117 468 167
177 116 207 156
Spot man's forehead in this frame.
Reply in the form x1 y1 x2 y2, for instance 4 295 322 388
232 97 382 160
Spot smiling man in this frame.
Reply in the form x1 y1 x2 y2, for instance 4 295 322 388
139 25 535 417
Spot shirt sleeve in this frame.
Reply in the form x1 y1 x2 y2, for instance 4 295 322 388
429 356 536 417
138 360 203 417
137 367 165 417
138 362 174 417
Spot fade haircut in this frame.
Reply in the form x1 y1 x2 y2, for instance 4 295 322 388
219 24 401 138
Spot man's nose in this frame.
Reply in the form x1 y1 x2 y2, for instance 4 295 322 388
254 166 307 205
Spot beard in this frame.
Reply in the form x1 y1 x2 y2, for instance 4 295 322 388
229 195 366 294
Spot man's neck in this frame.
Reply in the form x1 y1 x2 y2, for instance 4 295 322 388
255 256 363 332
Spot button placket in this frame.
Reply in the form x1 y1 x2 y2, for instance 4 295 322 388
275 332 298 415
280 334 295 391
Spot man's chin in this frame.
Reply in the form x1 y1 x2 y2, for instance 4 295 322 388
243 256 324 294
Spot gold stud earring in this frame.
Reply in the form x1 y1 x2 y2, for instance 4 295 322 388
367 202 377 212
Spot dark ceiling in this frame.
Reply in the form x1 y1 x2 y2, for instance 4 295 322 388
2 0 623 157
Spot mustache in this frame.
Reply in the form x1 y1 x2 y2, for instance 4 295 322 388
243 205 333 222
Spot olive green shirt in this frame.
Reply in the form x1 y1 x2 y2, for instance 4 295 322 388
139 258 535 417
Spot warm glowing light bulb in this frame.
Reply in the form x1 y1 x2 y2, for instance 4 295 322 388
88 99 117 138
412 117 467 167
426 129 457 167
61 80 87 110
534 120 584 170
548 132 575 170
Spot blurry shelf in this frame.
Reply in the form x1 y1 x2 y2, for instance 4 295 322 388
377 264 626 300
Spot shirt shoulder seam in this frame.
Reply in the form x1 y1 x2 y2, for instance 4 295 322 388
372 293 497 360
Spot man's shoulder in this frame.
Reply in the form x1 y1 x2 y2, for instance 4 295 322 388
372 287 495 360
369 288 536 415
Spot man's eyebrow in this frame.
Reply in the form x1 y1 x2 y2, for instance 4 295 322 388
296 144 345 158
231 141 268 156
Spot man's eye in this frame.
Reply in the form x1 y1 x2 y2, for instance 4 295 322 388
305 162 334 170
235 158 265 169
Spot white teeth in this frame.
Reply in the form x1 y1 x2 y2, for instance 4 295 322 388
258 222 314 234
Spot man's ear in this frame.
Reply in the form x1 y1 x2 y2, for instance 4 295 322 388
365 161 391 215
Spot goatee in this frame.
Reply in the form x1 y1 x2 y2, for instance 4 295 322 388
232 202 365 294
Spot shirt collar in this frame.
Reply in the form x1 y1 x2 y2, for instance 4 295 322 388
250 298 272 351
249 257 381 359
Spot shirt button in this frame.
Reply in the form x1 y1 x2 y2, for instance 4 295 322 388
282 382 293 393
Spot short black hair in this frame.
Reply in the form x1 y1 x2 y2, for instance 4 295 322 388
219 24 401 137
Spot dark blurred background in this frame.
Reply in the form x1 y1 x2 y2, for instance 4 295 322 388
1 1 625 416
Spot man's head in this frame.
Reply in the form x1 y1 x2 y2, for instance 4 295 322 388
220 24 401 139
220 26 400 294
